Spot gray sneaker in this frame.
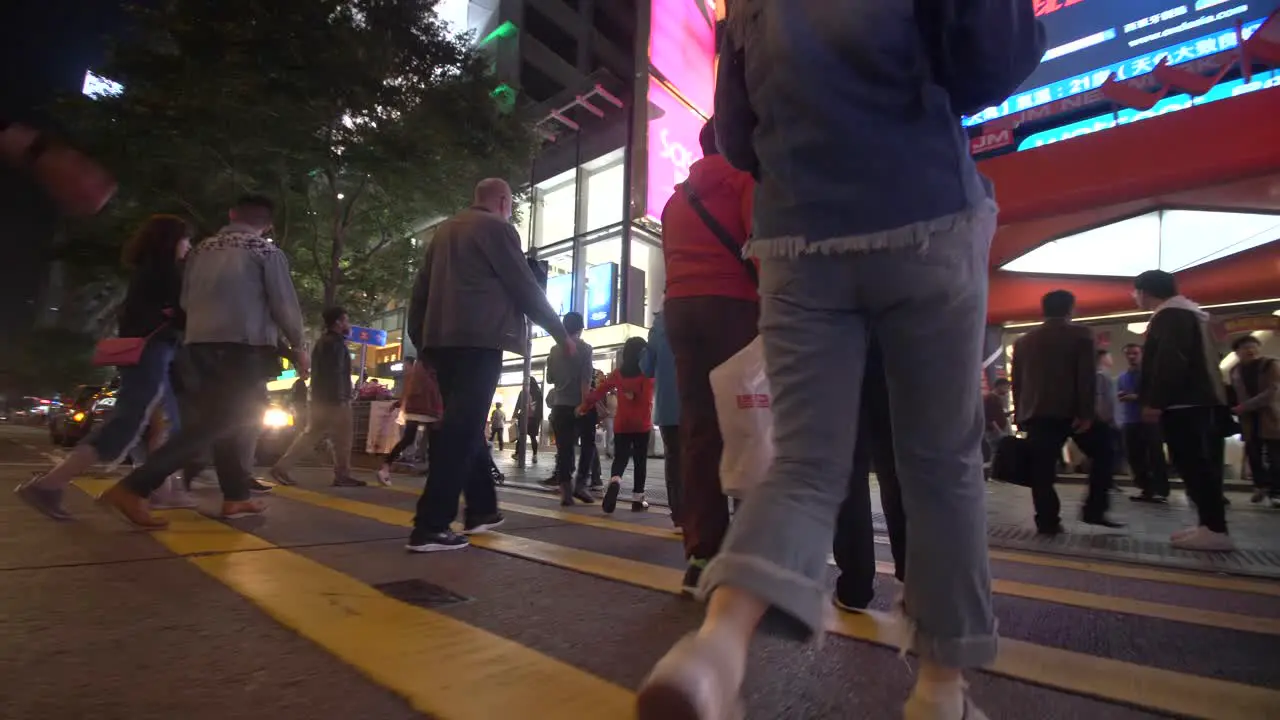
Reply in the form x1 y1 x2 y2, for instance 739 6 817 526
16 477 72 521
149 489 199 510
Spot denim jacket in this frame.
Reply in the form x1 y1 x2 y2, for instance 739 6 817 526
717 0 1044 255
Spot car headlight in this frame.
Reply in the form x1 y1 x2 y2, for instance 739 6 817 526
72 412 86 423
263 407 293 428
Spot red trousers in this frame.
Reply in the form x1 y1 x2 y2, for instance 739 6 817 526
665 296 759 561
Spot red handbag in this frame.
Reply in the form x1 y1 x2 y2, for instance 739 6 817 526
91 337 149 367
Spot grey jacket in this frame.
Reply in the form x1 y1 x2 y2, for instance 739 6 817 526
181 224 304 351
408 207 566 355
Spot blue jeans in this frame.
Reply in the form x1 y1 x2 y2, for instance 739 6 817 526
87 338 178 464
700 205 999 669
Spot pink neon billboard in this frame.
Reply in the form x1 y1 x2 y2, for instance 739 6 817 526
645 0 718 220
648 0 717 115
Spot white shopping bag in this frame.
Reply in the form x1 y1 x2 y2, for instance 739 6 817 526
709 336 773 499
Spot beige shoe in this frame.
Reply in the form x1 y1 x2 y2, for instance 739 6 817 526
904 689 989 720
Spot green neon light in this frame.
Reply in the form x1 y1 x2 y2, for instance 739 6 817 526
479 20 518 47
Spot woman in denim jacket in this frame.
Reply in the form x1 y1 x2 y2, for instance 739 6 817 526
638 2 1045 719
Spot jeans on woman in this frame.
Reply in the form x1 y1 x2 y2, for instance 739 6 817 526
699 206 998 669
610 431 651 493
87 337 179 464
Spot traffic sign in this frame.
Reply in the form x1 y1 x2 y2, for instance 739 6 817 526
349 326 388 347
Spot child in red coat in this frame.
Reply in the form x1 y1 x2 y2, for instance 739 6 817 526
580 337 655 513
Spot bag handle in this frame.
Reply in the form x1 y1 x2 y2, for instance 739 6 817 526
680 181 758 287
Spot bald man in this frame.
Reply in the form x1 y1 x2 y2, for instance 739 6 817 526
404 178 575 552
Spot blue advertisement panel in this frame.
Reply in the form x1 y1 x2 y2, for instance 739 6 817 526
585 262 618 330
965 0 1280 127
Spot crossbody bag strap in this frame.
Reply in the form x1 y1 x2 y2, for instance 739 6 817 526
680 181 758 287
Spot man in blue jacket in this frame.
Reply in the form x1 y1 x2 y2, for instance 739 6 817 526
642 307 682 531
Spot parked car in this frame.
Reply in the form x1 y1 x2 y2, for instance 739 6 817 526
48 385 105 447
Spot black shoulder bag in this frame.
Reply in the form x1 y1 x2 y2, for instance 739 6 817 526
680 181 758 287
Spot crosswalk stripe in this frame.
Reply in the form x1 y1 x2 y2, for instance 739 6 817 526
272 485 1280 720
480 484 1280 597
70 479 636 720
384 485 1280 618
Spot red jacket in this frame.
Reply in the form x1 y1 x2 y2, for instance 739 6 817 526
580 371 654 434
661 155 757 303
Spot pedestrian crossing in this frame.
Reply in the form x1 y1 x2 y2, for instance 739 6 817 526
58 476 1280 720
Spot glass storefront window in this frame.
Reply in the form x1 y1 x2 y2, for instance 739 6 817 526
583 234 622 329
534 169 576 247
513 196 534 250
583 149 625 232
630 234 663 328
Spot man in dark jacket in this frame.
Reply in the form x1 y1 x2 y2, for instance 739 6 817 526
405 178 573 552
1012 290 1120 534
271 306 364 487
1133 270 1232 551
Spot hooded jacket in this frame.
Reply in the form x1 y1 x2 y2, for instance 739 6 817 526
660 154 756 303
1139 296 1226 410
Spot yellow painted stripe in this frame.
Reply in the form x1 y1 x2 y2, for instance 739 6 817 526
389 484 1280 607
273 486 1280 720
479 491 1280 599
72 479 635 720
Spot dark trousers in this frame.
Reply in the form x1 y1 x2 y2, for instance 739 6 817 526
833 339 907 607
121 344 271 502
1123 422 1169 497
1162 407 1227 533
550 406 597 488
667 296 759 561
386 421 423 464
1023 417 1114 530
660 425 683 527
490 426 505 450
413 348 502 533
610 431 651 493
1244 415 1280 496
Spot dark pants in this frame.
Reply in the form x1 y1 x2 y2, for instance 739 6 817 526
550 406 597 488
490 426 505 450
660 425 683 527
1123 422 1169 497
528 419 541 457
1023 417 1114 530
1162 407 1227 533
833 339 907 607
1244 415 1280 497
386 421 423 464
413 348 502 533
666 296 759 561
121 344 272 502
610 431 651 493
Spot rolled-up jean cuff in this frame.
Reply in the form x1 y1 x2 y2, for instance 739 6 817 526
698 552 831 644
910 619 999 669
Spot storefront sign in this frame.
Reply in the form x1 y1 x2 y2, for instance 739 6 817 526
967 8 1273 131
970 129 1014 154
1223 315 1280 334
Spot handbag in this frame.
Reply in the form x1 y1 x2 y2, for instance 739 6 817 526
92 333 156 367
680 181 758 287
709 336 772 498
990 434 1032 487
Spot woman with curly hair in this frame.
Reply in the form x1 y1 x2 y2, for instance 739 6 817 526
17 214 191 519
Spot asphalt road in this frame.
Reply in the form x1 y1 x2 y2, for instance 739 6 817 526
2 424 1278 720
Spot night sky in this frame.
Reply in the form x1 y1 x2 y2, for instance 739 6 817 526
0 0 130 348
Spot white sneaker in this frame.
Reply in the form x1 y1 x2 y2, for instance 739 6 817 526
1171 526 1235 552
150 489 198 510
376 466 392 486
1170 526 1200 542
